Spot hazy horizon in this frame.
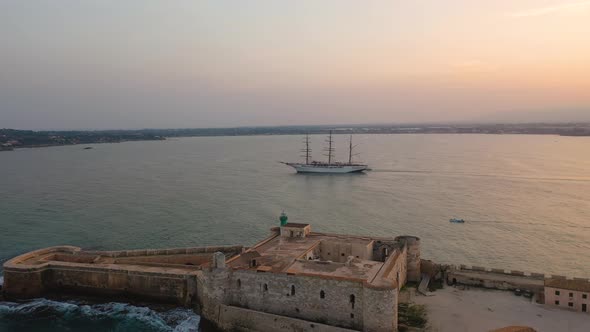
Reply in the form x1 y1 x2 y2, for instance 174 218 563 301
5 116 590 133
2 1 589 130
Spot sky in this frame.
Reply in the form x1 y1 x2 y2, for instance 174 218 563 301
1 0 589 129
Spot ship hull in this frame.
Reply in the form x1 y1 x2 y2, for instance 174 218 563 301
285 163 368 174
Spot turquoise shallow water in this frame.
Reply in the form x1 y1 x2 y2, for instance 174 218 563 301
1 134 589 331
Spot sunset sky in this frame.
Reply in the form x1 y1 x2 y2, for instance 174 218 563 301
1 0 589 129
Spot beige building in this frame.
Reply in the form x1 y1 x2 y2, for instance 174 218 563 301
2 222 421 332
544 278 590 313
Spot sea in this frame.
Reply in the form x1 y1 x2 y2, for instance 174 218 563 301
1 134 589 331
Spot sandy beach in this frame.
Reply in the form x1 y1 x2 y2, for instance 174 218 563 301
414 286 589 332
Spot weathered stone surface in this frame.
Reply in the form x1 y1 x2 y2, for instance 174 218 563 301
217 305 357 332
2 225 419 332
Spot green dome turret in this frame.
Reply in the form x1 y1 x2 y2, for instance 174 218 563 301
279 211 288 226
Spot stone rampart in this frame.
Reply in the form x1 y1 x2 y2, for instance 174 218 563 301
394 236 420 282
225 269 366 330
448 265 568 295
216 305 358 332
197 267 399 331
4 259 199 304
83 245 243 258
455 265 589 282
370 246 406 289
1 245 241 304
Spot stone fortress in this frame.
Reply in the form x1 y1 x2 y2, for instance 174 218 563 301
2 219 421 332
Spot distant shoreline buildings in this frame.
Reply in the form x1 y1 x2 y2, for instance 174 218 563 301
1 123 589 151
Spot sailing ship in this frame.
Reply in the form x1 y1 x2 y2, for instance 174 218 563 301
282 131 368 173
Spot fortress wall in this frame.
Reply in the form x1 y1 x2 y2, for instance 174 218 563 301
52 254 100 264
197 268 231 321
2 268 48 298
46 266 195 304
2 245 227 304
82 245 243 258
370 246 406 290
113 254 212 266
318 240 373 262
456 265 552 281
3 262 198 305
387 247 407 288
2 246 80 298
216 305 358 332
395 236 421 282
372 240 399 262
225 270 367 330
448 266 544 294
362 286 397 332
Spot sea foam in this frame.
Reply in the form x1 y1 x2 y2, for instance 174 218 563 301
0 298 199 331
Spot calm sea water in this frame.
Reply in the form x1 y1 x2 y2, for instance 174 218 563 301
1 134 589 330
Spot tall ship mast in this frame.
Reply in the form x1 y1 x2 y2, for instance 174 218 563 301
348 134 358 164
281 131 368 174
301 133 312 165
323 130 335 165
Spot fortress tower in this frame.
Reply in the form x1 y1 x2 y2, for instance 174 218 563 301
395 236 421 282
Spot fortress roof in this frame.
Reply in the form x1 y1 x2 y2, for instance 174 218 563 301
227 227 404 287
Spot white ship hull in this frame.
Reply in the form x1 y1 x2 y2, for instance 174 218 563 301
285 163 368 174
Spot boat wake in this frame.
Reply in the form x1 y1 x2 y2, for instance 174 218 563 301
369 169 590 182
0 298 199 332
461 219 590 230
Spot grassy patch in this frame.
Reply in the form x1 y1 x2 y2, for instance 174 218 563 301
398 303 427 329
429 279 444 291
401 281 418 291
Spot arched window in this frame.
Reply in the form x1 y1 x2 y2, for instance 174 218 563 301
237 279 241 289
291 285 296 296
263 283 268 292
350 294 355 309
320 290 325 299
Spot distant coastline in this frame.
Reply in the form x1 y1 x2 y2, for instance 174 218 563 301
0 129 166 151
2 122 589 150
